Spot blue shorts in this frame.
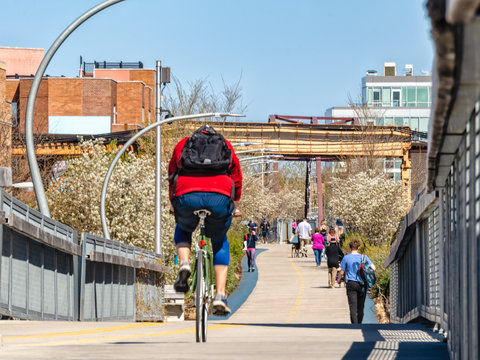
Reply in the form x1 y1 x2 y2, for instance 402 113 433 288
172 192 233 266
172 192 233 239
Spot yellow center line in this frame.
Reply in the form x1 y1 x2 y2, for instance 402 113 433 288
4 322 163 341
15 324 241 347
287 258 306 323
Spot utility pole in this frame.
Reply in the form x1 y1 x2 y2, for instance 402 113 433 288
155 60 162 255
304 159 311 219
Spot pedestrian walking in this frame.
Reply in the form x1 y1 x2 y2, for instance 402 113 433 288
337 239 376 323
243 229 258 272
297 218 312 257
326 228 340 246
325 237 343 288
247 218 258 232
260 217 270 244
320 221 328 258
311 228 325 266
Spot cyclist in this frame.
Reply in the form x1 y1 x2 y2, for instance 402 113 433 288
168 125 242 316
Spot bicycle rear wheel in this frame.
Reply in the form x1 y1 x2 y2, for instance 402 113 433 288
195 251 204 343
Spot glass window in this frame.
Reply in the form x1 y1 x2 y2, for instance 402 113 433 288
401 88 407 106
407 87 416 106
395 159 402 169
392 90 401 107
409 117 419 131
376 117 384 126
395 117 403 126
419 117 429 132
373 88 380 106
384 117 393 126
417 87 428 107
382 88 391 107
368 88 373 105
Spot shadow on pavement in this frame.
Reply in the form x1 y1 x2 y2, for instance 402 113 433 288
228 322 449 359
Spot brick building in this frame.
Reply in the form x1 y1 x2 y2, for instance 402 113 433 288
1 47 155 135
0 60 12 167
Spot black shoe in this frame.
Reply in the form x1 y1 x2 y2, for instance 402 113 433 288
248 268 251 272
251 268 255 272
174 261 191 293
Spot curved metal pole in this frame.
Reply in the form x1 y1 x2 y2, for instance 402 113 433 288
25 0 125 216
100 113 244 239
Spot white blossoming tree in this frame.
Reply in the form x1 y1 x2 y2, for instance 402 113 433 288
328 169 407 246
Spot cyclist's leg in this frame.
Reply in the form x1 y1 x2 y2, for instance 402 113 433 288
172 194 201 292
200 193 233 313
173 225 194 292
211 235 231 314
211 235 229 295
174 225 192 263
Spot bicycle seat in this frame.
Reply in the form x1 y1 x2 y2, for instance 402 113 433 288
193 209 211 219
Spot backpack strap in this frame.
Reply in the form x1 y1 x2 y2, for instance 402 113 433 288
230 178 235 202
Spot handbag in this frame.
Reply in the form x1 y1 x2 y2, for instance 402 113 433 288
290 234 299 244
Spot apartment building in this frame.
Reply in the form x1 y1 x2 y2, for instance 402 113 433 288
1 47 155 135
326 62 432 181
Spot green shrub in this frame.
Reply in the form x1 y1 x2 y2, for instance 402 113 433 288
226 228 246 294
363 245 389 299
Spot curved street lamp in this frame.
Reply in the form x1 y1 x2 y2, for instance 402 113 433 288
25 0 125 216
235 148 280 155
239 154 284 162
100 113 244 241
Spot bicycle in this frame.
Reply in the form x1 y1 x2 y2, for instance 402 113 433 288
190 209 215 343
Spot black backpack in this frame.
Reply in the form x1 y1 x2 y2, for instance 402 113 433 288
180 125 232 175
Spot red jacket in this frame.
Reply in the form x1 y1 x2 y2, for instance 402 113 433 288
168 136 242 201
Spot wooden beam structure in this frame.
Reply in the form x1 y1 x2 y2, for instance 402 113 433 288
11 121 413 202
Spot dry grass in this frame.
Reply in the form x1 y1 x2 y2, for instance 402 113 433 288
374 296 390 324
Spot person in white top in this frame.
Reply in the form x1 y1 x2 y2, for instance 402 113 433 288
296 218 312 257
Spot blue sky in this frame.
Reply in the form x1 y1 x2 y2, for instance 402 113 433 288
1 0 434 121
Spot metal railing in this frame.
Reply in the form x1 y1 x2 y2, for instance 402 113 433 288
388 106 480 359
79 233 167 321
0 188 78 320
0 188 169 321
386 189 441 325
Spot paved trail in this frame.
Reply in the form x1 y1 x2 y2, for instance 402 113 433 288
0 244 448 359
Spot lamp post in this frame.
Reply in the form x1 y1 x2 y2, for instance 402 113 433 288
231 142 264 147
100 112 245 241
235 148 280 155
25 0 124 217
239 155 284 162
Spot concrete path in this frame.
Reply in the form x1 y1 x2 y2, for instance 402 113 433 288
0 244 448 359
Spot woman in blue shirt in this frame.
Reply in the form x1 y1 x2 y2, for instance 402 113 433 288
337 238 376 324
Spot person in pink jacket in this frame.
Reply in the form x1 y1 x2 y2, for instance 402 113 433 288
311 227 325 266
